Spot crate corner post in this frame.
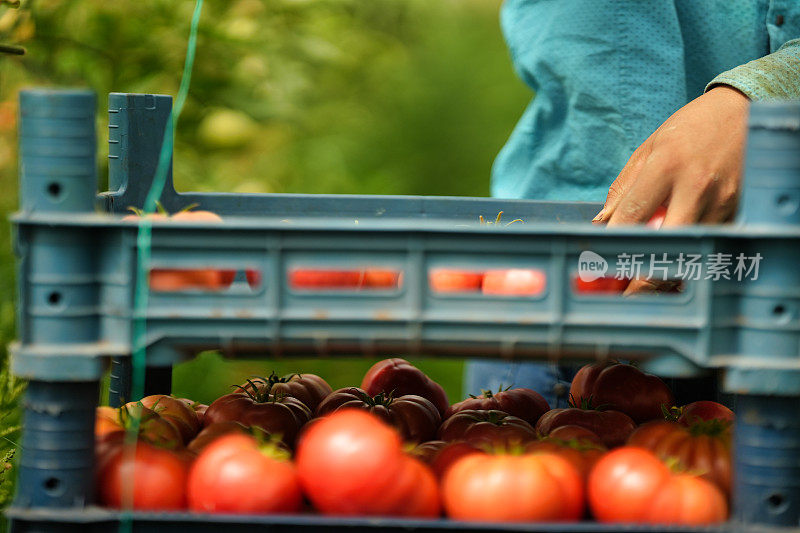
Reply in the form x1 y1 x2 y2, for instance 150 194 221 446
726 99 800 528
11 88 105 524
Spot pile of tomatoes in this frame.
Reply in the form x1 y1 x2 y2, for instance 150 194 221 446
94 358 733 524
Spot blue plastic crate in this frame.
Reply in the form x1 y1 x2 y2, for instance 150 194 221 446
5 507 734 533
8 90 800 531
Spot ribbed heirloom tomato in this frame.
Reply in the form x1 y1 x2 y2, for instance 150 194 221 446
547 424 604 446
138 394 201 444
676 400 734 426
536 402 635 448
438 409 538 447
445 386 550 427
177 398 209 425
570 361 674 424
361 358 449 417
203 388 312 447
628 420 732 496
95 406 124 438
316 387 441 443
187 433 301 514
295 409 440 517
97 404 184 449
442 452 584 521
408 440 448 464
409 441 484 478
241 372 333 412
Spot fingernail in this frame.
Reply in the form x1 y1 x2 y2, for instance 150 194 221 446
591 209 606 223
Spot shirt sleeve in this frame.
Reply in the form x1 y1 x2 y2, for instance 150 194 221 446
705 38 800 100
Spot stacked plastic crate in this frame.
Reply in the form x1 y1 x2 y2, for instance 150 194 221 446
6 89 800 531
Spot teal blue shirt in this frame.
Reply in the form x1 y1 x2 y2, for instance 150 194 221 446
492 0 800 202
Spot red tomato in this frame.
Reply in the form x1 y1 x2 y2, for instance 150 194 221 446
442 452 584 521
149 268 234 292
369 454 441 518
628 420 731 497
97 440 189 511
203 391 311 447
391 456 441 518
481 269 546 296
138 395 201 444
677 400 734 426
362 268 402 289
241 372 333 412
445 386 550 427
187 433 301 513
428 269 483 293
589 447 727 524
245 269 262 289
296 409 408 515
647 473 728 525
573 276 631 294
647 205 667 229
361 358 449 417
438 409 537 448
171 209 223 223
536 406 635 448
122 212 168 222
316 387 441 443
570 361 674 424
288 269 362 289
589 447 670 521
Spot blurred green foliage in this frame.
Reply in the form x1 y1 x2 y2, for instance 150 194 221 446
0 0 529 514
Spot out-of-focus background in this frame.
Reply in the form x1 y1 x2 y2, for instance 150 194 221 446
0 0 531 511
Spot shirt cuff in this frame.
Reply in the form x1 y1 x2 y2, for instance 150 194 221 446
705 38 800 101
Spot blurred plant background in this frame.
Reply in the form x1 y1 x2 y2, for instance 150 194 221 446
0 0 530 515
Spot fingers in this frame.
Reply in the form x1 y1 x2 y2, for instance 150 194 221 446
660 181 708 226
596 144 650 223
699 185 739 224
605 151 673 226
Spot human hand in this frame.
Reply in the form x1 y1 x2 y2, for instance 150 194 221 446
594 86 749 294
594 85 749 227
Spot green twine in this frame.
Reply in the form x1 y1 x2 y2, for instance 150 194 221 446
121 1 203 531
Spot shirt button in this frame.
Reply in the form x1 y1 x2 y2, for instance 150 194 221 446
776 14 785 26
